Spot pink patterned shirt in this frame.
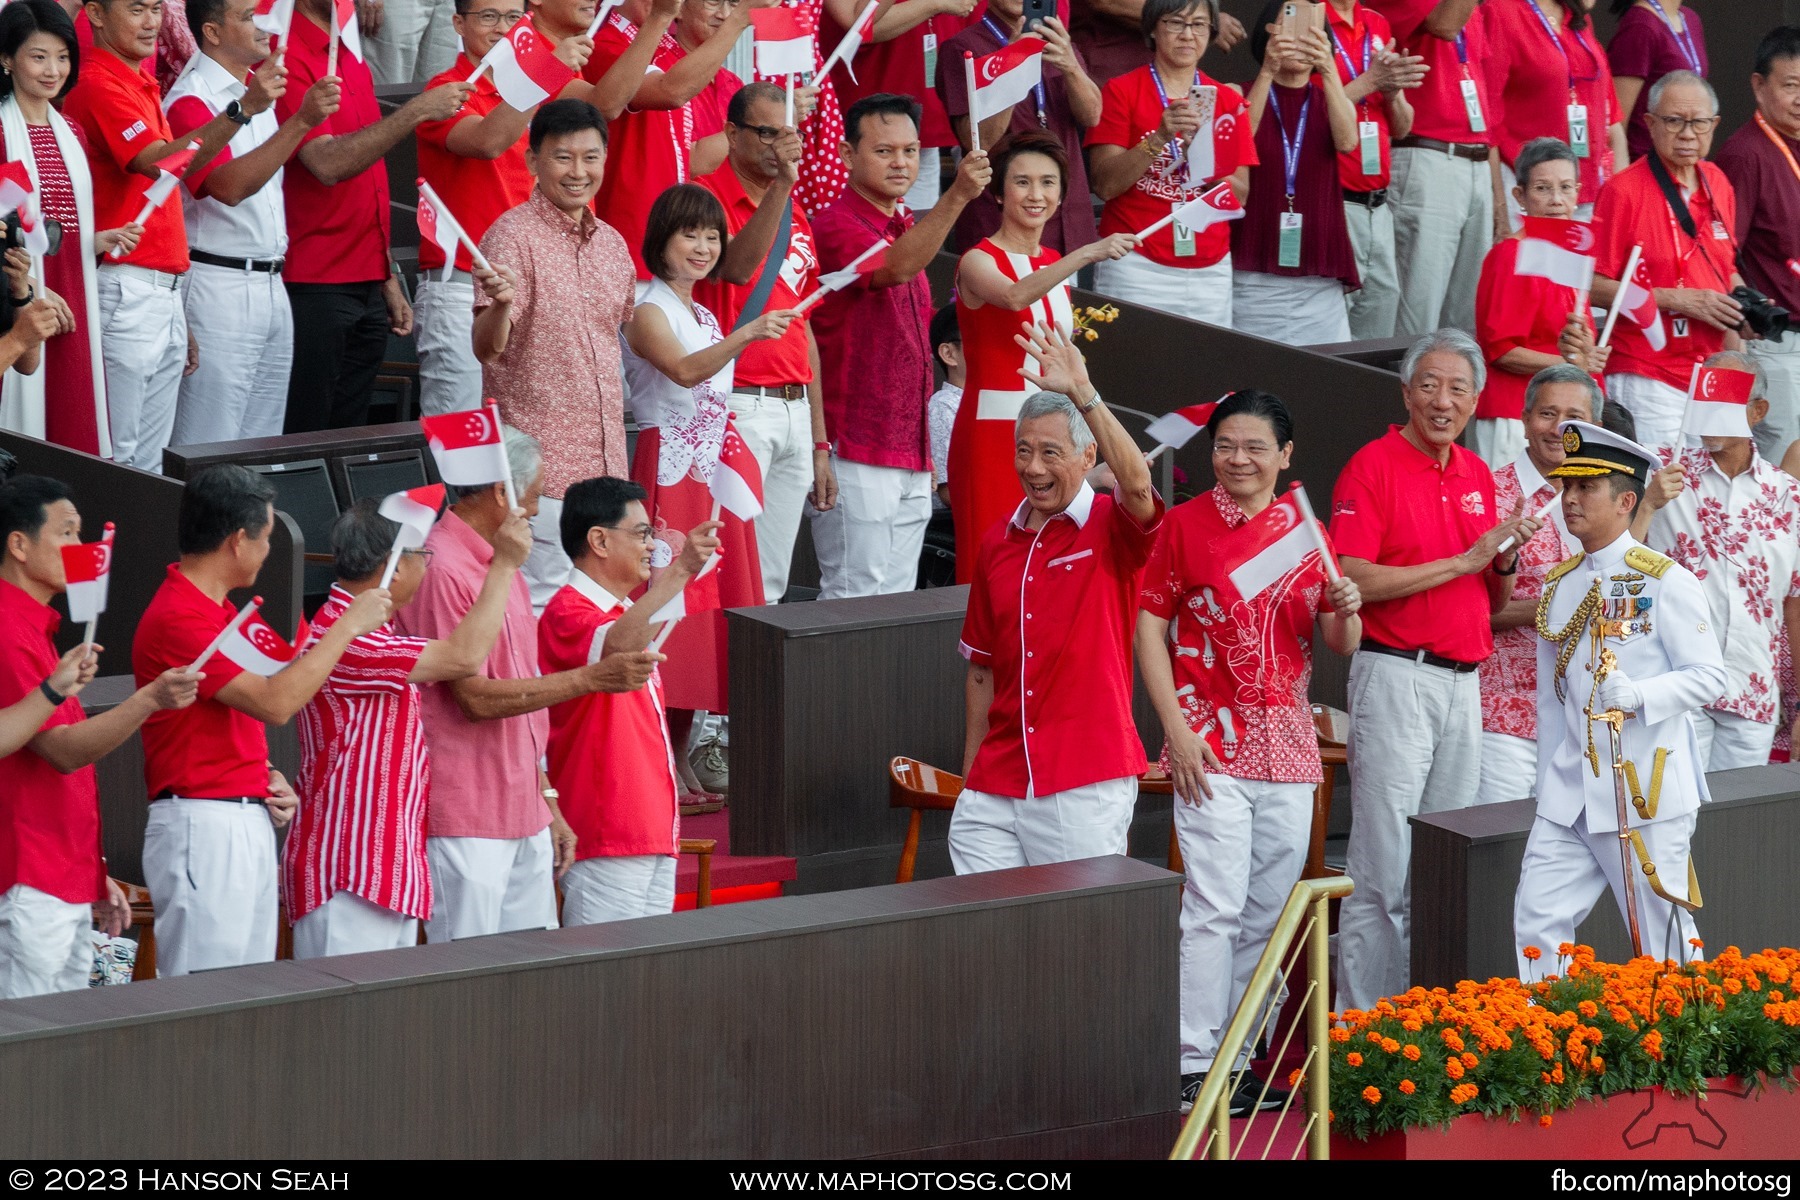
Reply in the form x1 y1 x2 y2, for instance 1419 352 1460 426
1479 454 1575 739
1648 448 1800 725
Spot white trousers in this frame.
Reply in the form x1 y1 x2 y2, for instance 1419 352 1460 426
1092 251 1233 328
141 798 278 977
948 775 1138 874
0 884 92 998
291 890 419 959
1335 651 1483 1012
1513 810 1701 979
808 456 931 599
524 493 572 615
903 151 942 214
1605 372 1689 458
424 830 557 942
1177 775 1314 1073
1231 270 1352 345
364 0 459 85
1476 730 1539 806
560 855 678 926
1389 147 1492 336
727 393 815 604
98 266 188 473
173 261 293 447
1694 707 1775 772
1467 418 1526 472
413 276 483 417
1343 198 1399 340
1750 331 1800 466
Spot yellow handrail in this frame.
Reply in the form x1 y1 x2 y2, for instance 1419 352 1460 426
1169 876 1355 1161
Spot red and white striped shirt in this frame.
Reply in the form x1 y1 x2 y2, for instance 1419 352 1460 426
286 586 432 921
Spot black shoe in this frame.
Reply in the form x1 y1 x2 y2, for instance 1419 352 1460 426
1227 1073 1289 1117
1179 1072 1204 1115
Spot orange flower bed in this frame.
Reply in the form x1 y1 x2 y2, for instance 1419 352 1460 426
1328 945 1800 1141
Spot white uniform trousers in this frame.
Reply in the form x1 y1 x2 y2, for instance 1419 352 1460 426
1693 707 1775 772
1513 809 1701 979
1092 251 1233 328
903 151 942 214
1335 651 1483 1013
1343 197 1400 340
0 884 92 999
1467 418 1527 472
1476 731 1539 806
98 265 188 473
1750 331 1800 466
1389 146 1492 335
808 456 931 599
412 275 483 417
291 890 419 959
424 829 557 942
363 0 459 85
141 797 278 977
523 493 573 615
1231 270 1352 345
1176 775 1313 1074
948 775 1138 874
560 855 678 925
173 261 293 447
727 392 816 604
1605 373 1689 458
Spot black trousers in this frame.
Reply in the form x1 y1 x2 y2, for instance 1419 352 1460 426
283 280 390 434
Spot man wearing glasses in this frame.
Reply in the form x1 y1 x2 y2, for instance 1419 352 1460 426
1591 69 1746 455
414 0 590 417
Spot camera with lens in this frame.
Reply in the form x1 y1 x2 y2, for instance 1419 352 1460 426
1732 285 1792 340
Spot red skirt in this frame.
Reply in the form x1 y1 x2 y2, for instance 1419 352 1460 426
632 429 764 713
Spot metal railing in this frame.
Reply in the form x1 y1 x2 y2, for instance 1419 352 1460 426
1169 876 1354 1161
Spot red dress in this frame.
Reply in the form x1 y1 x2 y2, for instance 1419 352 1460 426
948 239 1074 582
753 0 848 218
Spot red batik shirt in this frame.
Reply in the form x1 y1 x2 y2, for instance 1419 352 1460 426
1478 455 1575 739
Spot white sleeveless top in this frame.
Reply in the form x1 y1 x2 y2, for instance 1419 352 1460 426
622 277 735 487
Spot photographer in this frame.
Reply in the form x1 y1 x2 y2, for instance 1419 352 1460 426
1716 27 1800 464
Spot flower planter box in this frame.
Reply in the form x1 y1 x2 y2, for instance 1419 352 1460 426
1333 1078 1800 1160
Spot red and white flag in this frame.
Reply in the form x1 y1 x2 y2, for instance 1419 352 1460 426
331 0 362 63
819 0 877 82
1144 400 1222 450
422 403 511 487
252 0 294 40
1217 484 1337 601
1616 252 1667 351
710 415 765 521
476 17 574 111
1516 217 1598 292
60 524 113 625
0 161 32 219
217 607 306 677
415 178 472 281
1684 364 1757 438
646 554 722 626
378 483 446 551
970 37 1045 122
751 8 815 76
1155 180 1243 241
816 239 887 291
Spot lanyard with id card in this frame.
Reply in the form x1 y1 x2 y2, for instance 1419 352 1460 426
1331 26 1384 177
924 30 938 90
1272 86 1312 269
1172 203 1198 257
1525 0 1596 158
1455 33 1485 133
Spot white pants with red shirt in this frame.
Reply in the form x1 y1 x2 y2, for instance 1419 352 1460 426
98 265 187 474
423 830 557 942
0 884 92 998
560 855 678 925
412 275 483 417
141 797 278 978
948 776 1139 874
808 456 932 598
291 890 419 959
728 392 817 605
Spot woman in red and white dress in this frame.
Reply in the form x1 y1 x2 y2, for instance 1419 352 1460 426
1134 389 1362 1115
949 129 1135 581
622 184 796 804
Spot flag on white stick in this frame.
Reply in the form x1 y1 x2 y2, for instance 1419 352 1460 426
1682 363 1757 439
61 522 113 630
585 0 620 37
710 415 765 521
213 605 306 677
645 556 722 627
1515 217 1598 293
1133 179 1242 241
963 53 981 153
376 483 446 587
416 178 491 280
328 0 360 68
752 8 815 76
474 17 575 110
793 238 888 312
969 36 1044 123
252 0 294 40
1143 400 1223 452
1217 483 1337 601
1608 246 1666 351
109 144 195 260
818 0 877 82
422 402 512 498
0 161 32 220
1495 494 1563 556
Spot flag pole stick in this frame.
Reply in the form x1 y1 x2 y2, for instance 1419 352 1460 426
648 617 679 653
1496 495 1562 556
1597 244 1642 350
110 183 172 259
785 74 795 127
1672 361 1700 452
83 616 97 649
187 598 260 673
964 52 980 153
83 523 113 647
467 60 489 86
792 285 834 315
378 541 406 590
709 499 721 523
327 2 340 77
484 398 519 510
418 179 493 271
585 0 617 38
1135 211 1180 241
817 0 875 77
1292 485 1342 585
1145 443 1171 464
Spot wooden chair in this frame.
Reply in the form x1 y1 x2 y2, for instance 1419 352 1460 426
1307 703 1350 881
679 838 716 908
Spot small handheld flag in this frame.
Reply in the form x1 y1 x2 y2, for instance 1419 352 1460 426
1680 363 1757 440
1216 483 1336 601
752 8 815 76
792 238 888 312
1134 179 1242 241
1600 245 1666 351
109 150 195 259
584 0 620 37
817 0 877 82
416 179 493 280
376 483 446 588
471 17 575 110
1516 217 1598 293
1142 399 1223 460
710 415 766 521
422 402 515 507
969 36 1044 124
61 522 114 646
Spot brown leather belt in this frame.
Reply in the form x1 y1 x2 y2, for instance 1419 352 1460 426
734 384 808 401
1394 136 1490 162
1360 639 1481 674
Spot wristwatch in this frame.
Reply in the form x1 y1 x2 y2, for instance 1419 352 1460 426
1077 390 1103 414
224 100 252 127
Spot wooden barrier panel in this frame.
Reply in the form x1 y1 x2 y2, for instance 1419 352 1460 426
0 857 1180 1159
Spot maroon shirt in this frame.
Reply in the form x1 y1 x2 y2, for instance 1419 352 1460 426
1715 116 1800 319
1232 80 1359 288
1069 0 1149 86
1608 4 1709 162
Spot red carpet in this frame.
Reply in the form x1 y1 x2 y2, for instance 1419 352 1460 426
674 807 796 907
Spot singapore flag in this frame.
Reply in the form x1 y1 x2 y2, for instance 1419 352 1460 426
1217 484 1335 601
709 414 765 521
421 403 510 487
218 608 305 677
60 524 113 625
1516 217 1597 292
970 37 1045 123
477 18 575 111
1143 400 1222 451
1684 364 1756 438
378 483 446 551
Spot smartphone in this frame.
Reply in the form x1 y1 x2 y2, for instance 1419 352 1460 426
1279 1 1326 39
1022 0 1056 34
1189 85 1217 127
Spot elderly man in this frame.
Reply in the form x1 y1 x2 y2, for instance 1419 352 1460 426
1631 352 1800 771
951 324 1162 873
1592 71 1746 455
1475 366 1597 806
1329 328 1537 1012
1716 27 1800 466
392 425 660 942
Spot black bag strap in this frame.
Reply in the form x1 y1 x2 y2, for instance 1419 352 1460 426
733 199 793 331
1645 151 1699 241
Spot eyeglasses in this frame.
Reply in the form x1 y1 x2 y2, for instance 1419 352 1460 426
1212 441 1279 458
1158 17 1212 35
1647 113 1721 135
732 123 785 144
1525 180 1581 200
401 548 435 562
602 524 657 545
463 9 526 28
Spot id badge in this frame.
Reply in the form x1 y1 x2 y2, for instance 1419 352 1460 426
1460 76 1486 133
1172 202 1197 257
1359 120 1381 177
1672 316 1690 339
923 32 938 89
1279 212 1304 268
1568 103 1589 158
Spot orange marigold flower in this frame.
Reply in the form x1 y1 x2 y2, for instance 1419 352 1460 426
1578 1001 1599 1018
1725 978 1743 995
1523 946 1543 961
1540 1114 1554 1128
1442 1030 1466 1053
1461 1052 1479 1070
1403 1044 1422 1062
1551 1065 1565 1085
1381 1038 1401 1054
1641 1030 1664 1060
1689 937 1704 949
1592 1057 1605 1073
1446 1058 1465 1080
1329 1028 1351 1043
1362 1086 1382 1104
1399 1079 1417 1095
1748 976 1763 992
1450 1083 1479 1104
1288 1069 1305 1088
1366 1031 1384 1044
1346 1052 1364 1067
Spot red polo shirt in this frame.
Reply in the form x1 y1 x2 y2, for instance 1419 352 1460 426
960 483 1165 799
0 582 106 905
1482 0 1619 204
538 573 679 859
277 13 391 284
1327 2 1396 192
416 54 534 275
63 44 189 274
693 161 817 388
1593 157 1737 388
588 11 692 279
1330 426 1500 664
823 1 975 149
1474 235 1583 421
1368 0 1493 146
133 565 268 801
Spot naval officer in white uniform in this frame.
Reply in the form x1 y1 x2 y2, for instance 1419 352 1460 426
1513 421 1727 974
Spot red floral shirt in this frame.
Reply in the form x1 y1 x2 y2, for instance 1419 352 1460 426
1479 455 1575 739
